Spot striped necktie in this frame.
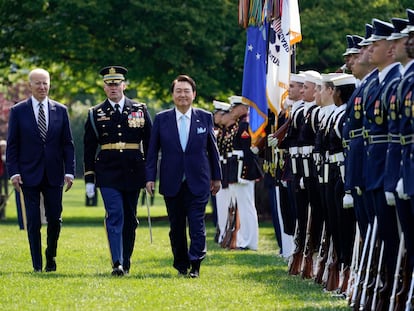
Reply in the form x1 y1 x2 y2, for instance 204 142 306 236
38 103 47 141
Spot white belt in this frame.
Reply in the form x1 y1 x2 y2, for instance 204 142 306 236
301 145 314 155
329 152 345 163
289 147 299 156
232 150 244 158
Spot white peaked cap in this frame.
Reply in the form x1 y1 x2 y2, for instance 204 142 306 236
302 70 322 85
228 95 247 107
290 73 305 84
330 73 356 86
213 100 231 111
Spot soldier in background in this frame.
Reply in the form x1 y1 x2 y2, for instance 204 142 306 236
361 19 401 308
227 95 263 250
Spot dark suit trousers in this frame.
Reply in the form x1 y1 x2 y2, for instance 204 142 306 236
22 180 63 271
164 181 208 272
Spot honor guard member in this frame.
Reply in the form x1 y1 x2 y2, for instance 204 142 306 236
342 24 378 239
313 73 338 288
268 75 305 258
395 11 414 305
341 33 373 239
83 66 153 276
212 100 232 244
280 73 309 275
228 95 263 250
325 74 356 293
385 14 414 308
362 19 401 305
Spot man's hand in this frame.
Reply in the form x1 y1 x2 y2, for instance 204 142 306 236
146 181 155 197
11 175 23 192
210 180 221 196
85 183 95 198
64 176 74 192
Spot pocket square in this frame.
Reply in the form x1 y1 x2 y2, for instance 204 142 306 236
197 127 206 134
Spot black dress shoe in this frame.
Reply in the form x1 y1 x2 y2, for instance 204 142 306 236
33 268 42 273
178 269 188 277
45 258 57 272
111 264 125 276
189 268 199 278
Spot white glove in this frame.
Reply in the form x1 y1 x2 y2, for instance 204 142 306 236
267 134 278 147
299 177 305 190
250 146 259 155
343 193 354 209
86 183 95 199
355 186 362 196
396 178 409 200
385 191 396 206
280 180 288 188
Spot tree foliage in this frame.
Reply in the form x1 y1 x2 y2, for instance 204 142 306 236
0 0 244 106
0 0 413 104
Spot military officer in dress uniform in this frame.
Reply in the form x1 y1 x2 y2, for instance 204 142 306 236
212 100 232 244
83 66 152 276
384 14 414 308
227 95 263 250
361 19 402 307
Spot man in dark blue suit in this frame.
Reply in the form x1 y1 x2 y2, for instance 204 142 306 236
145 74 221 278
6 68 75 272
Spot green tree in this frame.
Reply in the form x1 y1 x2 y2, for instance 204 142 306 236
0 0 244 105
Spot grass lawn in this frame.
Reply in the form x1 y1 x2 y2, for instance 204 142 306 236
0 180 348 310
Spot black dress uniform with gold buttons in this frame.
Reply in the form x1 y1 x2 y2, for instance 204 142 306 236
83 66 152 275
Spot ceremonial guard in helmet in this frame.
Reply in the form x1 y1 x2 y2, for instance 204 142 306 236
83 66 152 276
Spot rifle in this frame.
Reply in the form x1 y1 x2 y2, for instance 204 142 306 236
314 222 328 284
220 199 240 249
359 217 378 311
288 220 303 275
370 241 384 311
405 267 414 311
350 223 372 308
322 237 334 287
346 226 361 300
389 233 405 311
300 205 313 279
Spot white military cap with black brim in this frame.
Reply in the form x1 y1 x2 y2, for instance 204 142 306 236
402 9 414 34
359 24 374 46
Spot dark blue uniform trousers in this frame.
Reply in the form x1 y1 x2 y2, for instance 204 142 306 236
100 187 139 270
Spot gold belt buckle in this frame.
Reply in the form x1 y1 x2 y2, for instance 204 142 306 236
115 142 126 149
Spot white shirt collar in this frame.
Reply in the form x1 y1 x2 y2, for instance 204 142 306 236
175 108 192 121
108 96 125 111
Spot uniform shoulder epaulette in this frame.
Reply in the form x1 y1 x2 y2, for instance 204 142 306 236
132 101 147 108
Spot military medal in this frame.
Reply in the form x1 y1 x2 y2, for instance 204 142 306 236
406 92 412 117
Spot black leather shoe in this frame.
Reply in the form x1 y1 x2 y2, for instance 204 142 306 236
189 268 199 278
178 269 187 277
189 260 201 278
45 258 57 272
111 263 125 276
33 268 42 273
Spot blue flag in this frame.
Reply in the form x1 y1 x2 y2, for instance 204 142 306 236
242 24 268 142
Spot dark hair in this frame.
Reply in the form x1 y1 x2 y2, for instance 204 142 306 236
170 74 196 93
336 84 356 104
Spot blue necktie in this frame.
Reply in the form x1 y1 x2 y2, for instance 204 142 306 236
179 115 188 151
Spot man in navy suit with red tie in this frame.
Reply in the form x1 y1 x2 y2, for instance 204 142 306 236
145 74 221 278
6 68 75 272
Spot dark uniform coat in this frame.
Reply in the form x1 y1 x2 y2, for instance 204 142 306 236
84 97 152 190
